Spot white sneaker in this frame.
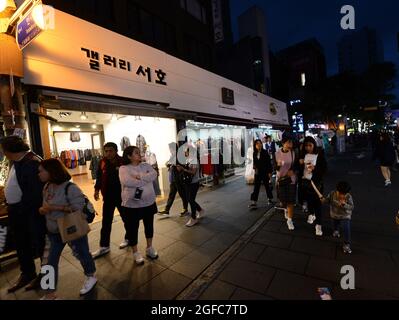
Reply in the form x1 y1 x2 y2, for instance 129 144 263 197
315 225 323 236
119 240 129 249
186 218 198 227
146 247 158 260
385 180 392 187
343 244 352 254
283 209 288 220
248 202 257 209
92 247 110 259
287 219 295 230
79 276 97 295
133 252 145 265
333 231 340 238
307 214 316 225
196 209 204 219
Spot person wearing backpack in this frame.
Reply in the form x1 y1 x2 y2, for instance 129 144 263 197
1 136 47 293
38 159 97 300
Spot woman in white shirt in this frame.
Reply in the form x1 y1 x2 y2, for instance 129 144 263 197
119 146 158 265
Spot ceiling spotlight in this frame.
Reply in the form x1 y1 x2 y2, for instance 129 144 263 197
92 124 97 129
80 112 88 120
59 112 72 118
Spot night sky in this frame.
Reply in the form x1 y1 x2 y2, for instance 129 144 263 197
230 0 399 101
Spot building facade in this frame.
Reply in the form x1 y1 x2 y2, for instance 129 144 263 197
338 27 384 74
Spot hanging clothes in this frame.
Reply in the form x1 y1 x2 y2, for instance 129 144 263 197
136 135 147 157
120 136 131 152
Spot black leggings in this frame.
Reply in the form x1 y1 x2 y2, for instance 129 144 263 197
185 182 202 219
122 206 155 246
306 189 322 225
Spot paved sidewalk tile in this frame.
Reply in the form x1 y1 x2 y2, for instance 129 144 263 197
258 247 309 274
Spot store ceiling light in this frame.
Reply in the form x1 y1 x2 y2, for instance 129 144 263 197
80 112 88 120
92 124 97 129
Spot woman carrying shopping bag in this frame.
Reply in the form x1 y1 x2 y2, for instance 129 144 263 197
38 159 97 300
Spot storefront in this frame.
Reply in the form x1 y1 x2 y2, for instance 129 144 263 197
0 8 288 260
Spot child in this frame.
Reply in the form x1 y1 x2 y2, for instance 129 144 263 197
323 181 354 254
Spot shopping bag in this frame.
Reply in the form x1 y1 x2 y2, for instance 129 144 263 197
57 210 90 243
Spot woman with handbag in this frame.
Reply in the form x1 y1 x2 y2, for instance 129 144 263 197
119 146 159 265
38 159 97 300
299 136 327 236
275 137 297 230
177 146 204 227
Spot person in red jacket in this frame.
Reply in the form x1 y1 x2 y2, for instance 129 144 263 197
92 143 130 259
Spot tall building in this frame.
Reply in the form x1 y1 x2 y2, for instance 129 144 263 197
338 27 384 74
237 5 271 94
277 39 327 101
215 4 271 95
43 0 216 71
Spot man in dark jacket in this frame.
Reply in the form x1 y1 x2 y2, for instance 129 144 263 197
249 139 274 209
158 142 188 217
0 136 46 293
92 142 129 259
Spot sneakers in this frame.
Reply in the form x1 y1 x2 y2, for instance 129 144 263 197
146 247 159 260
133 252 145 265
248 202 257 209
92 247 110 259
196 209 204 220
315 225 323 236
180 209 189 217
307 214 316 225
119 240 129 249
333 230 341 238
287 219 295 231
186 218 198 227
343 244 352 254
385 180 392 187
157 210 170 217
79 276 97 295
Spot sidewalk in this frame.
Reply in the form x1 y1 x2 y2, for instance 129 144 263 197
1 149 398 300
0 173 274 300
196 148 399 300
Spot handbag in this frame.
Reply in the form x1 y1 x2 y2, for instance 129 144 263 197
65 182 96 223
57 183 90 243
57 209 90 243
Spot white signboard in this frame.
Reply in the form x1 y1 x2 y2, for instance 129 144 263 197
22 9 288 126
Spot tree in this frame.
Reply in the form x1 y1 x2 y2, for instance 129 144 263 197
302 62 397 124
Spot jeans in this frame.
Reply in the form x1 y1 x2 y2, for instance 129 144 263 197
251 173 273 202
165 180 188 212
47 233 96 291
8 203 47 279
100 199 128 248
332 219 351 245
185 182 202 219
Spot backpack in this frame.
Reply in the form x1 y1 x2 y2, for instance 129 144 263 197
65 182 96 223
